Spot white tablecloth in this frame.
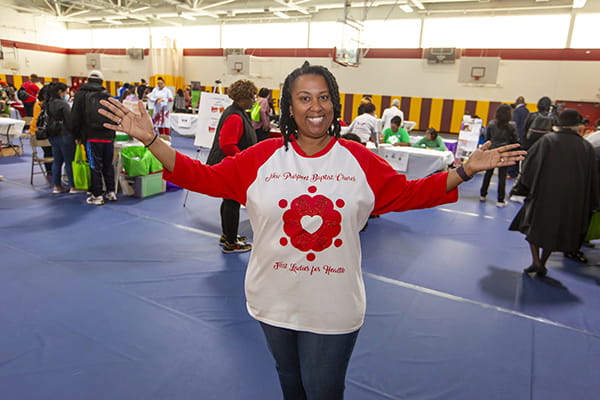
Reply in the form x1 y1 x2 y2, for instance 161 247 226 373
0 118 26 143
170 113 197 137
368 143 455 180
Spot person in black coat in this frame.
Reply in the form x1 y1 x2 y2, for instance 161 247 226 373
509 109 598 277
479 104 518 207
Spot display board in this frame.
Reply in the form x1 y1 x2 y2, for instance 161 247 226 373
455 116 482 160
194 92 233 148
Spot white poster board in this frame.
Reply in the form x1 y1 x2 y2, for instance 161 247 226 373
455 116 482 160
194 92 233 148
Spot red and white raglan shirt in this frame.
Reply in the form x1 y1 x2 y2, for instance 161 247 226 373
164 136 458 334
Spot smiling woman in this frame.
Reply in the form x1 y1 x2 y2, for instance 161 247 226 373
98 60 525 399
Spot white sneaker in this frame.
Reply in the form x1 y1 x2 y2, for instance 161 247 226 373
69 187 85 194
479 196 486 202
509 195 525 204
496 201 507 208
86 194 105 206
105 191 117 201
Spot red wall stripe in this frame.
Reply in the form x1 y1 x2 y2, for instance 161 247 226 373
0 39 68 54
67 48 126 55
183 49 223 56
2 37 599 61
245 48 333 58
440 99 454 133
362 48 424 59
419 98 432 131
460 48 600 61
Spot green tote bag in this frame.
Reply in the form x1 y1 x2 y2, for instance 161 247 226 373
72 144 91 190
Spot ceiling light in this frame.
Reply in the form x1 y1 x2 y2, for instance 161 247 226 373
105 18 123 25
399 4 414 13
410 0 425 10
273 11 290 19
179 13 196 21
573 0 587 8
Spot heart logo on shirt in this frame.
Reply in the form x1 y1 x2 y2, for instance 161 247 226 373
300 215 323 234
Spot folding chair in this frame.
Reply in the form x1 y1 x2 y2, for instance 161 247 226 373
30 136 53 185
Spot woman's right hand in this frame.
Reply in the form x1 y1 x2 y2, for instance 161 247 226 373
99 97 155 145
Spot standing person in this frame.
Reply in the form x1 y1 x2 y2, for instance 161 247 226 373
380 99 404 133
510 109 598 277
207 79 258 253
348 102 379 145
173 89 186 113
479 104 519 207
30 84 53 180
137 79 147 100
522 96 554 150
252 88 271 142
21 74 41 116
71 70 115 206
508 96 529 179
381 115 410 146
148 77 173 136
46 82 79 194
99 61 524 399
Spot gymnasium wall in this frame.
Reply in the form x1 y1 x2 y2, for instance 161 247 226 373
2 25 600 132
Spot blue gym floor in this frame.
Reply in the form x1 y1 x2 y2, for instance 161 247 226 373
1 135 600 400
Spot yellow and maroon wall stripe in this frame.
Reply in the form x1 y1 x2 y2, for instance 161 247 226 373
0 74 66 88
337 94 543 134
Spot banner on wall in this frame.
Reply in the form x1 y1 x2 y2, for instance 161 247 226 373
194 92 233 148
455 116 482 160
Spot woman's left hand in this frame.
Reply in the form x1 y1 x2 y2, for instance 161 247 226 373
464 141 526 175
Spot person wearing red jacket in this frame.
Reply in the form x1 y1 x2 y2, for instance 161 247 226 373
21 74 41 116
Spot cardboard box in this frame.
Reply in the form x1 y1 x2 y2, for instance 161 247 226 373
127 172 165 198
0 145 23 157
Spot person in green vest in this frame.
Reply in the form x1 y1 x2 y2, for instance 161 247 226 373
413 128 447 151
381 115 410 146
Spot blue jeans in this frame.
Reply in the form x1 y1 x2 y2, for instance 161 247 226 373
260 322 359 400
48 135 75 188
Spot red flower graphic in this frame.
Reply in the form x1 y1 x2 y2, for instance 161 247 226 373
282 193 342 252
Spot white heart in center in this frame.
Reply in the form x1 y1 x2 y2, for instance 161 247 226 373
300 215 323 234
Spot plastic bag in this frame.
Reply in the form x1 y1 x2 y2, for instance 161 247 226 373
250 101 261 122
585 211 600 242
71 144 90 190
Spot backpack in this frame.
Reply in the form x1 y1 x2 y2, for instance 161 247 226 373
84 90 112 130
44 99 64 138
35 102 50 140
17 87 30 101
524 112 553 149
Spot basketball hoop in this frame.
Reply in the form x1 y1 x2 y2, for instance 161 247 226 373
470 66 485 82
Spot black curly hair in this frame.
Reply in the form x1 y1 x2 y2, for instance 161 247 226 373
280 61 341 150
